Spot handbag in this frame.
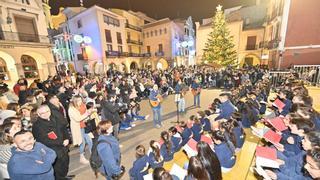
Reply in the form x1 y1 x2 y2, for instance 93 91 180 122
84 118 97 134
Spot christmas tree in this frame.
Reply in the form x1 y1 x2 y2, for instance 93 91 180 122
202 5 237 67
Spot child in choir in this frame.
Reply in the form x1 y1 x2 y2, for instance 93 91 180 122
129 145 150 180
278 89 292 117
179 121 193 146
304 148 320 179
198 111 211 132
185 156 210 180
230 119 245 150
190 115 203 142
168 126 182 152
148 140 164 169
211 130 236 172
160 131 175 162
219 121 236 153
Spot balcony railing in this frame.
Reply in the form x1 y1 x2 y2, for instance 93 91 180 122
127 39 143 45
106 51 146 58
155 51 164 57
259 38 281 49
125 23 142 32
245 44 258 50
106 51 120 57
143 53 151 57
0 31 50 43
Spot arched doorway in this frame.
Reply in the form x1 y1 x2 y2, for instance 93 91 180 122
21 55 39 78
241 54 261 67
130 62 138 70
144 61 152 69
120 63 127 73
108 63 116 70
0 58 9 80
156 58 169 70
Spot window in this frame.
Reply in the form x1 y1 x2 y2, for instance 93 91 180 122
0 58 9 80
151 31 153 37
118 46 123 53
103 15 120 27
155 30 158 36
143 33 145 38
158 44 163 52
147 46 151 53
159 29 162 35
116 32 122 44
146 32 149 38
105 30 112 43
164 28 167 34
21 55 39 78
246 36 257 50
77 20 82 28
127 32 131 40
107 44 113 51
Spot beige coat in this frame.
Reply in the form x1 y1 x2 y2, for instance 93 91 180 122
68 105 88 145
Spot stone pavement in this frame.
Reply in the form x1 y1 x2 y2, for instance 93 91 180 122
68 89 222 180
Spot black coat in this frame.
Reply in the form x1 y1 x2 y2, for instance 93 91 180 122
101 100 121 125
32 115 69 158
48 102 69 127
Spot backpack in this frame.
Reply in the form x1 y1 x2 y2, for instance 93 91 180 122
90 138 110 177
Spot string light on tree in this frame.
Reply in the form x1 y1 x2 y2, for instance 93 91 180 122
202 5 237 67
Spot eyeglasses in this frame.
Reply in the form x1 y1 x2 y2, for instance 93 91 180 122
39 110 50 115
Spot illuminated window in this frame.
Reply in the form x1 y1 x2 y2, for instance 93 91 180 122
159 29 162 35
0 58 9 80
21 55 39 79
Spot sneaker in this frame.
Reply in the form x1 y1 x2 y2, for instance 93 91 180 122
155 124 161 129
119 144 124 148
145 115 150 120
79 155 89 164
130 123 136 127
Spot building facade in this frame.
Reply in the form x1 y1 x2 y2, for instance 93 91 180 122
0 0 56 87
196 1 269 67
262 0 320 69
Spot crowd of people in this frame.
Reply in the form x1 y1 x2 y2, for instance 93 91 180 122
0 65 319 180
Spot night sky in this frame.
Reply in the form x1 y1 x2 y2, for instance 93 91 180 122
49 0 255 22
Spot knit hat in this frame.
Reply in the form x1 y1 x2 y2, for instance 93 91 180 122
0 110 16 125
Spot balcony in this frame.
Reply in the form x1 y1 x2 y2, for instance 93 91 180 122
127 39 143 45
155 51 164 57
245 44 258 50
259 39 280 49
143 53 151 57
125 23 142 32
106 51 120 58
0 31 50 43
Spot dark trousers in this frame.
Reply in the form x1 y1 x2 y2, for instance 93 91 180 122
53 148 70 180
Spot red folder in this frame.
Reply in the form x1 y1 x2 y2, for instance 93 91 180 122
200 135 213 145
263 129 282 145
267 117 288 132
256 146 277 160
48 131 57 140
273 99 285 110
187 138 198 151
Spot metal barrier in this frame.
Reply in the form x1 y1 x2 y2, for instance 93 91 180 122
293 65 320 86
269 71 291 87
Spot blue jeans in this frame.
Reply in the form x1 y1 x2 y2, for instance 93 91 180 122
152 107 162 126
80 128 93 154
193 94 200 106
178 98 185 112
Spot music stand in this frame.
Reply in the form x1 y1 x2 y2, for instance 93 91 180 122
172 93 181 124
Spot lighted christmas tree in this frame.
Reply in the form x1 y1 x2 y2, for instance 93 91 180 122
202 5 237 67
